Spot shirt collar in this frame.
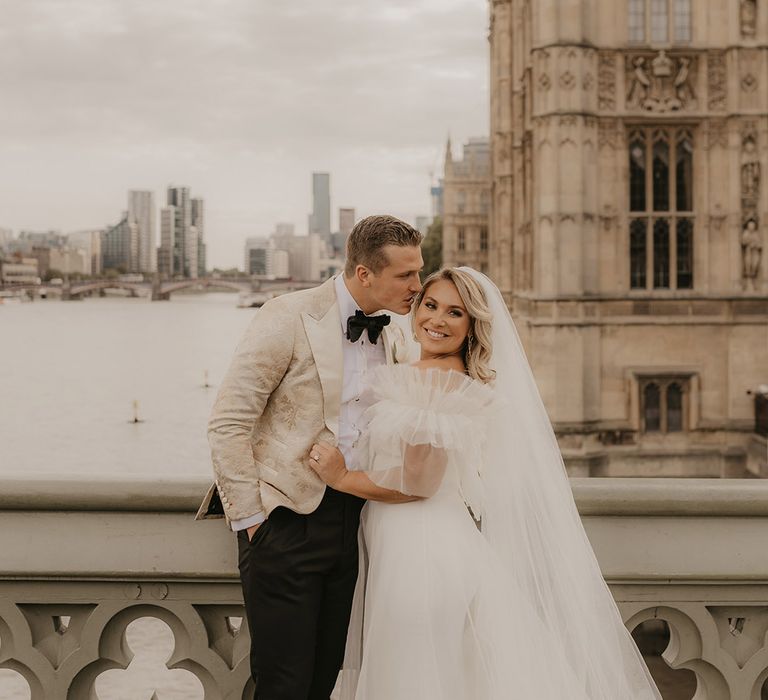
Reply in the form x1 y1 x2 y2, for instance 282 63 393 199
334 274 360 334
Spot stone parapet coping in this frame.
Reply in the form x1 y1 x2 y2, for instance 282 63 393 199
1 474 767 516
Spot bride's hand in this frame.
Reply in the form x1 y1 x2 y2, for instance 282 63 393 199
308 441 348 489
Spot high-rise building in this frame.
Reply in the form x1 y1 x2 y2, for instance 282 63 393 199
244 237 269 274
332 207 356 258
0 228 13 250
127 191 156 274
67 230 103 276
274 222 295 237
49 247 89 276
244 237 290 279
488 0 767 477
192 197 206 277
430 180 444 219
19 231 67 250
157 186 205 278
442 137 491 274
339 208 356 238
101 214 137 272
158 206 175 277
309 173 331 240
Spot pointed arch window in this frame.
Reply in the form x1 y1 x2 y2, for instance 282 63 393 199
628 126 695 291
643 383 662 432
640 376 690 433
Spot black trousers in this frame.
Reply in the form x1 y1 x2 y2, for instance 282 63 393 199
237 487 364 700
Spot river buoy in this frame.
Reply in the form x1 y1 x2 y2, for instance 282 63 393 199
130 399 144 424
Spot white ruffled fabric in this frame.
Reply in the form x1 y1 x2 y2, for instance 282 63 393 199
351 364 495 520
341 365 595 700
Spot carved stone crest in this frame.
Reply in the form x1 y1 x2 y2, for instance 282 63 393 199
626 51 697 112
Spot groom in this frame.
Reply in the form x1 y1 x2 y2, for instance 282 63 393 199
196 215 424 699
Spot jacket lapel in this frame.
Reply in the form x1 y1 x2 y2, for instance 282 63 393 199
302 286 343 439
382 324 394 364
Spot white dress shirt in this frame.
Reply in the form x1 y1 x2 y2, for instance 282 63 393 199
230 275 387 531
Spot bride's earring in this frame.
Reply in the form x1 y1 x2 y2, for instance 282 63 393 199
467 333 474 354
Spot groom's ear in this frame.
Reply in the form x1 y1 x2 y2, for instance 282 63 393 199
356 264 373 288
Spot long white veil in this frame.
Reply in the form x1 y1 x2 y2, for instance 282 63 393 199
461 267 661 699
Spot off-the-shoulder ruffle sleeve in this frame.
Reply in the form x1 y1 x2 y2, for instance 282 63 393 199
353 364 496 517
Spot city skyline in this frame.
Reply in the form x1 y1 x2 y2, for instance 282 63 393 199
0 0 489 269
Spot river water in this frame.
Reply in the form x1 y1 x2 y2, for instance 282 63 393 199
0 292 256 699
1 293 252 479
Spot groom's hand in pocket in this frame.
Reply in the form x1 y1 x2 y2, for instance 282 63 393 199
246 523 261 542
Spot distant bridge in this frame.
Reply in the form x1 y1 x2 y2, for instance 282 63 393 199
4 277 320 301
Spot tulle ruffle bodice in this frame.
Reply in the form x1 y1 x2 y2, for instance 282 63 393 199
352 364 496 518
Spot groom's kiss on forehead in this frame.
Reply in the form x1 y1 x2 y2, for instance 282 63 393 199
343 214 424 316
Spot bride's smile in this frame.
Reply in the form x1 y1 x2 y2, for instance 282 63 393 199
413 278 470 358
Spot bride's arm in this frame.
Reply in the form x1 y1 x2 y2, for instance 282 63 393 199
309 441 447 501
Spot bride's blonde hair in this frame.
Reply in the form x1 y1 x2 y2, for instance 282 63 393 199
413 267 495 383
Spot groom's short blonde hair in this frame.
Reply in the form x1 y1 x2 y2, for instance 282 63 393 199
345 215 422 277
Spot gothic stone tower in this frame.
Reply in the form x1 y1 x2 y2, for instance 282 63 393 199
490 0 768 476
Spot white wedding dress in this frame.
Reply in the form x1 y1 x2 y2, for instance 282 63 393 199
339 363 660 700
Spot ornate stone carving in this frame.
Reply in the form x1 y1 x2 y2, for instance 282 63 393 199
741 0 757 37
709 204 727 233
707 52 727 111
741 127 760 219
598 118 622 150
706 120 729 149
741 73 758 92
538 73 552 91
626 51 697 112
495 132 512 165
559 70 576 90
600 204 619 232
740 123 761 282
582 72 594 91
741 219 763 288
598 52 616 110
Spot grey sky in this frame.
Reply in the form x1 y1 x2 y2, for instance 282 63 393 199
0 0 489 268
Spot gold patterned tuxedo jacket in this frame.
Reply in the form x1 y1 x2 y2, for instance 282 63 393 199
196 277 409 526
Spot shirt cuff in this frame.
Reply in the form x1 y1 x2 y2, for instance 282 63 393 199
230 511 267 532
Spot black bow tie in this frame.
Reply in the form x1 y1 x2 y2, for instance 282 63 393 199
346 310 391 345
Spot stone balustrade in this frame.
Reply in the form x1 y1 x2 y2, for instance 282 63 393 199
1 475 768 699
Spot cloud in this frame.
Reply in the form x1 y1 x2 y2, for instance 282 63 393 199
0 0 488 267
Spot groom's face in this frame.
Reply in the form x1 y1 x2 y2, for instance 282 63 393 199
367 244 423 315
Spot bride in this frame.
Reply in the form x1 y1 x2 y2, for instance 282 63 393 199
308 267 661 699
